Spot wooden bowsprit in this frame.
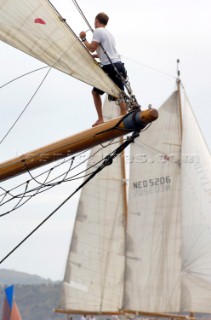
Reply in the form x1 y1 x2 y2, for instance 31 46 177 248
0 109 158 182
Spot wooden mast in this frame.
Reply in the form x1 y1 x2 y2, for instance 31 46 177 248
177 59 183 136
120 143 128 227
0 109 158 182
119 108 128 228
176 60 196 320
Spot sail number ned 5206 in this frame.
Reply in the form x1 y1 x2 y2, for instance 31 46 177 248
133 176 171 188
133 176 171 196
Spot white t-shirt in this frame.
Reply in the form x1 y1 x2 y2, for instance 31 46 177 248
92 27 120 65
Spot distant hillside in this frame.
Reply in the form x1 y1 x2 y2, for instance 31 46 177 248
0 269 210 320
0 269 64 320
0 268 52 285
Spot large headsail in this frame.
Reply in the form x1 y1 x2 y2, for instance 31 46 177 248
125 88 211 315
181 94 211 313
0 0 121 98
59 99 126 312
125 91 182 313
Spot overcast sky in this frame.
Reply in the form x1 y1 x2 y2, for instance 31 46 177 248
0 0 211 281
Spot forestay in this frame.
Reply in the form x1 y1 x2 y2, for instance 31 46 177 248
0 0 121 98
60 99 125 312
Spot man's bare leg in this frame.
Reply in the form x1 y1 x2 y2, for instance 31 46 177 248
119 100 127 116
92 90 104 126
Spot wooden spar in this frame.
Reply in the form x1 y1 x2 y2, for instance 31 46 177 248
54 308 191 320
120 109 128 228
0 109 158 182
120 137 128 228
177 78 183 137
176 60 183 136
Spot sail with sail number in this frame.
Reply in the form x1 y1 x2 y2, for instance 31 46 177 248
0 0 210 319
56 86 211 318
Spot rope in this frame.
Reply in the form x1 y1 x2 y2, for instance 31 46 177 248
72 0 138 107
0 138 121 217
0 34 82 145
0 130 139 264
122 55 176 79
0 66 52 145
72 0 93 32
0 66 49 89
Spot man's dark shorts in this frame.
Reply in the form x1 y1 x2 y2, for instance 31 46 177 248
93 62 127 96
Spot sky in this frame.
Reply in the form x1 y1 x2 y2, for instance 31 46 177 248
0 0 211 281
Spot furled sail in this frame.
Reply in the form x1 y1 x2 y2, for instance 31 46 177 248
0 0 121 98
60 99 125 312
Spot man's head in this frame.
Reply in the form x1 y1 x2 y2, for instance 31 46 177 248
95 12 109 28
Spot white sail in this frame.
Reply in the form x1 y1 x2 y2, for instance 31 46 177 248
125 91 182 313
181 95 211 313
60 99 126 312
125 89 211 315
0 0 121 97
60 88 211 316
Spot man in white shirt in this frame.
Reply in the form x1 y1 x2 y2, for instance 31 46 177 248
80 12 127 127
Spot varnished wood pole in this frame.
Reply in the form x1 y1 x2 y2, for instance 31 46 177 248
0 109 158 182
54 308 190 319
177 78 183 137
176 60 183 137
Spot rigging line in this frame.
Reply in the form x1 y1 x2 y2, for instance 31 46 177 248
0 182 31 218
0 35 81 146
0 138 121 205
0 66 52 145
0 143 104 202
72 0 134 100
24 165 57 187
7 180 30 211
0 173 64 212
0 143 113 209
72 0 93 32
121 55 177 79
0 131 138 264
0 149 88 197
0 191 8 205
0 66 49 89
22 144 103 188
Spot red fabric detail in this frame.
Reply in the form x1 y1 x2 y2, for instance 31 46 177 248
34 18 46 25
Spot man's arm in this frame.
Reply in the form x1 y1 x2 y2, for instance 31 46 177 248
79 31 99 53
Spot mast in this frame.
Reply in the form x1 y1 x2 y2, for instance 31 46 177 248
0 109 158 182
177 60 196 320
176 59 183 136
120 143 128 227
120 109 128 227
